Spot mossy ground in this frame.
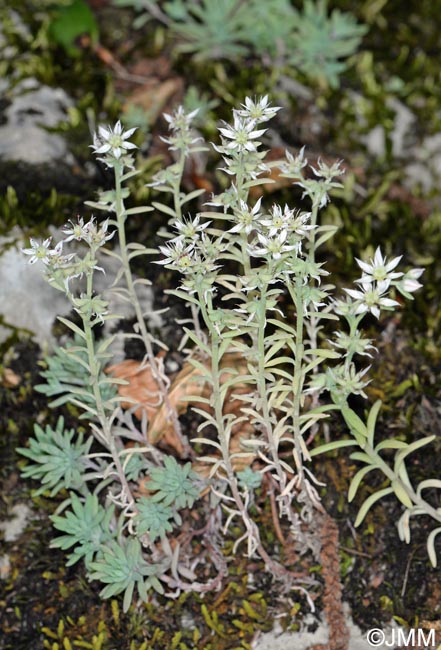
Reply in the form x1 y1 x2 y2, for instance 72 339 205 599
1 0 441 648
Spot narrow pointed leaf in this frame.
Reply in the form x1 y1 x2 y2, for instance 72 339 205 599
367 400 382 447
426 527 441 567
394 435 436 473
309 439 357 456
348 465 377 502
341 406 368 439
354 487 394 527
57 317 86 340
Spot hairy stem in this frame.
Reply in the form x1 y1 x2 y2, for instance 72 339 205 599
114 164 189 455
80 267 136 511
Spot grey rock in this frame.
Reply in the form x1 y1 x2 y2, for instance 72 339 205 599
0 232 71 347
405 132 441 194
0 80 75 165
0 230 162 352
387 97 415 158
252 616 410 650
0 504 32 543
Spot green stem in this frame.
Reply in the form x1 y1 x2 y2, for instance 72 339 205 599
80 264 136 511
197 292 294 577
239 234 252 277
255 281 285 488
172 153 186 222
344 313 364 372
305 200 320 352
362 440 441 524
113 164 189 455
289 278 308 480
307 202 319 265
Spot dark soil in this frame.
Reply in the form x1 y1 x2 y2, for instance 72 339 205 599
2 0 441 648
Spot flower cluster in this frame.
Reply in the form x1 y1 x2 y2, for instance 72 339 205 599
22 237 63 265
63 217 115 248
91 120 138 169
20 95 438 618
313 246 424 404
278 148 345 209
157 214 217 273
344 247 423 319
161 105 202 154
22 217 115 295
211 95 280 182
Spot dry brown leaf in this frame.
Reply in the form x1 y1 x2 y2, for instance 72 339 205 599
107 357 164 423
149 360 208 441
122 77 183 125
2 368 21 388
107 354 187 453
108 353 258 477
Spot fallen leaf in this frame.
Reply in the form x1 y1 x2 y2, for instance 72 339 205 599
2 368 21 388
108 352 258 477
122 77 183 126
107 356 164 423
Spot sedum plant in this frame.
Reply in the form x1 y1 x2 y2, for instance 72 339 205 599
113 0 367 88
288 0 368 87
17 417 92 497
34 334 117 410
19 96 440 615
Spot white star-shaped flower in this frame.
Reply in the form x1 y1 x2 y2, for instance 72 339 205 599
218 115 266 153
344 278 399 319
91 120 137 160
355 247 403 283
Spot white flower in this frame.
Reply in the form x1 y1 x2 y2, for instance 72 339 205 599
171 214 211 242
91 120 137 160
344 278 399 319
292 211 314 238
250 229 296 260
229 197 262 234
156 240 196 273
22 237 61 265
218 115 266 153
260 204 294 236
355 247 403 283
279 146 307 177
82 218 115 248
397 267 424 294
310 158 345 181
62 216 88 243
163 106 199 132
236 96 281 123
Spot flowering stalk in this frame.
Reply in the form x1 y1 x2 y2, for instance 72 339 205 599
21 96 438 613
193 283 306 577
160 98 330 553
89 120 191 455
74 269 136 511
24 220 137 510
